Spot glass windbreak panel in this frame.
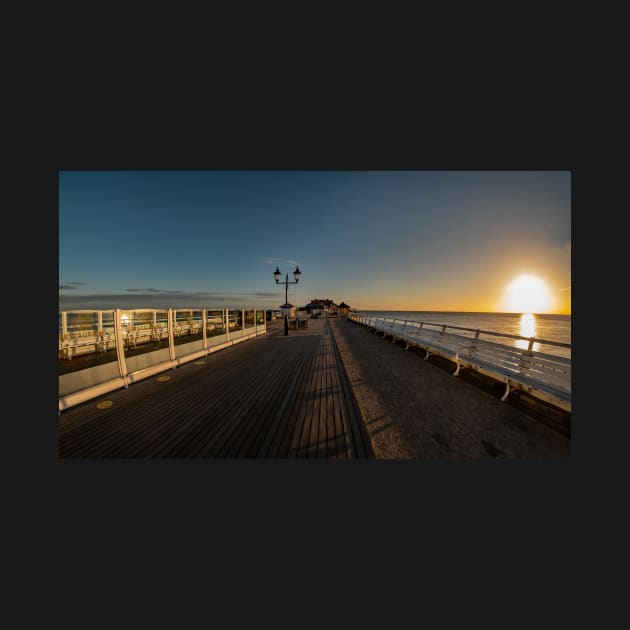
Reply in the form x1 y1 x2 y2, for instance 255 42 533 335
173 309 204 347
121 309 170 356
122 309 171 372
228 309 242 331
154 310 169 342
244 309 255 329
206 309 225 337
59 310 117 376
172 309 204 359
256 310 265 325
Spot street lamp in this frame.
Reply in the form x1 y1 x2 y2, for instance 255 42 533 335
273 265 302 336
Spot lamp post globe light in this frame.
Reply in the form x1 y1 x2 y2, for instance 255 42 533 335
273 265 302 336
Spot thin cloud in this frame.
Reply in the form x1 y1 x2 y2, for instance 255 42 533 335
126 288 185 294
183 291 279 298
262 257 300 268
59 281 86 290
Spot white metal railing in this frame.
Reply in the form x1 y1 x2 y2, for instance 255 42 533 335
59 307 267 412
348 313 570 355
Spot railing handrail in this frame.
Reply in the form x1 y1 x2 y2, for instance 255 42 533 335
351 312 571 350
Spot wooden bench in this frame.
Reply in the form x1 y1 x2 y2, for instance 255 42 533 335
453 338 571 412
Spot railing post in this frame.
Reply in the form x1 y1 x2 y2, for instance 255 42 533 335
225 308 230 342
113 308 129 387
168 308 176 363
202 307 208 352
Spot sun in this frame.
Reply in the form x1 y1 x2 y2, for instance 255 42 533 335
501 274 553 313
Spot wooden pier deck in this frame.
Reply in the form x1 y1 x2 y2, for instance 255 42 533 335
58 317 374 459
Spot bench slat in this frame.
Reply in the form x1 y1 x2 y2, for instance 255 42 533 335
454 338 570 410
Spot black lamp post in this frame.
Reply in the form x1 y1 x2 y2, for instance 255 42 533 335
273 265 302 336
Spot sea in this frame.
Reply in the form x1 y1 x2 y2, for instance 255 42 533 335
360 311 572 358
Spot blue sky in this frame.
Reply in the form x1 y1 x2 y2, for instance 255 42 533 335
59 171 571 313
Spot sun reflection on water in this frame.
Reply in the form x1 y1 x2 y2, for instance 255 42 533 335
515 313 540 351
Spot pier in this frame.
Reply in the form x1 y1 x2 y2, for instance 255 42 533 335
59 316 373 459
58 315 570 459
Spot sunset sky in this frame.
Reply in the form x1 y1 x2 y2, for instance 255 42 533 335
59 170 571 314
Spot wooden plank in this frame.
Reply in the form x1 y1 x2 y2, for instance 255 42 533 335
306 333 326 458
261 337 320 458
59 338 259 454
328 318 374 459
229 341 310 457
106 342 274 458
288 337 322 458
328 325 349 459
192 343 300 458
61 337 270 458
190 333 320 458
324 330 338 458
298 335 323 458
317 331 332 457
330 320 352 459
330 322 354 458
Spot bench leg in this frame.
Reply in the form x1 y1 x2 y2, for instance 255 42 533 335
424 350 431 360
500 381 512 402
453 362 461 376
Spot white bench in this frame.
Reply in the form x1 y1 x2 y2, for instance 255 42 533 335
59 332 108 359
386 320 472 362
453 338 571 412
59 334 78 359
356 316 571 413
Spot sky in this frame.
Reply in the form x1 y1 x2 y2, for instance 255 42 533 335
58 171 571 314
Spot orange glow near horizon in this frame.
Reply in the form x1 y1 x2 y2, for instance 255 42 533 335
347 274 570 314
